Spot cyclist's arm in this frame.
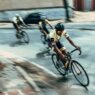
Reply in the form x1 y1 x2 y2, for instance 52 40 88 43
63 31 79 49
22 21 27 27
45 19 53 29
66 36 80 49
19 17 27 27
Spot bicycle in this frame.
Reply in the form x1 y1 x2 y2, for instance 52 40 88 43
16 28 30 43
52 48 89 87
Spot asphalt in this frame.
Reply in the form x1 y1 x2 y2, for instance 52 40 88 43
0 49 60 95
0 55 36 95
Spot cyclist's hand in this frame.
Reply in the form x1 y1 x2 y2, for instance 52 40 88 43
23 24 28 27
76 46 80 50
76 46 82 54
75 45 81 51
22 23 28 28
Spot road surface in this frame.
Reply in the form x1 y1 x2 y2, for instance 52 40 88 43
0 23 95 95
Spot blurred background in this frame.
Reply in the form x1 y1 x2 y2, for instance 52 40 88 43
0 0 95 22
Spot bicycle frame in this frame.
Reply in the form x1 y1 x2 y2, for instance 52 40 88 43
65 49 81 69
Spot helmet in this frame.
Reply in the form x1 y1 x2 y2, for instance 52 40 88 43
41 15 46 21
15 14 20 17
55 23 64 31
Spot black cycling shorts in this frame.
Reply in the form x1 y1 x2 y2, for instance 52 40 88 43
56 41 64 49
47 38 64 49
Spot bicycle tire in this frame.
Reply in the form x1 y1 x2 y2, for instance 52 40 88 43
21 31 30 43
71 60 89 86
41 35 46 44
16 32 22 39
52 53 66 76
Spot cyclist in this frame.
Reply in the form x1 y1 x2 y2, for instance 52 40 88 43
48 23 80 67
24 13 53 37
38 16 53 37
12 14 27 33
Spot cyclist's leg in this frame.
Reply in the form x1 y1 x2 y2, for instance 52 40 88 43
42 23 49 34
12 22 20 33
53 41 65 58
39 23 49 37
55 41 67 64
59 45 69 68
38 25 44 34
60 46 67 55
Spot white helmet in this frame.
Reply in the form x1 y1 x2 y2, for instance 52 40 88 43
15 14 20 17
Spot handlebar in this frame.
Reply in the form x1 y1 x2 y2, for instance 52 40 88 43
70 48 82 55
18 24 30 30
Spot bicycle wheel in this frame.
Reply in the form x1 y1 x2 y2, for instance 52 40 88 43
16 32 22 39
21 31 30 43
71 60 89 86
52 54 66 76
41 35 46 44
